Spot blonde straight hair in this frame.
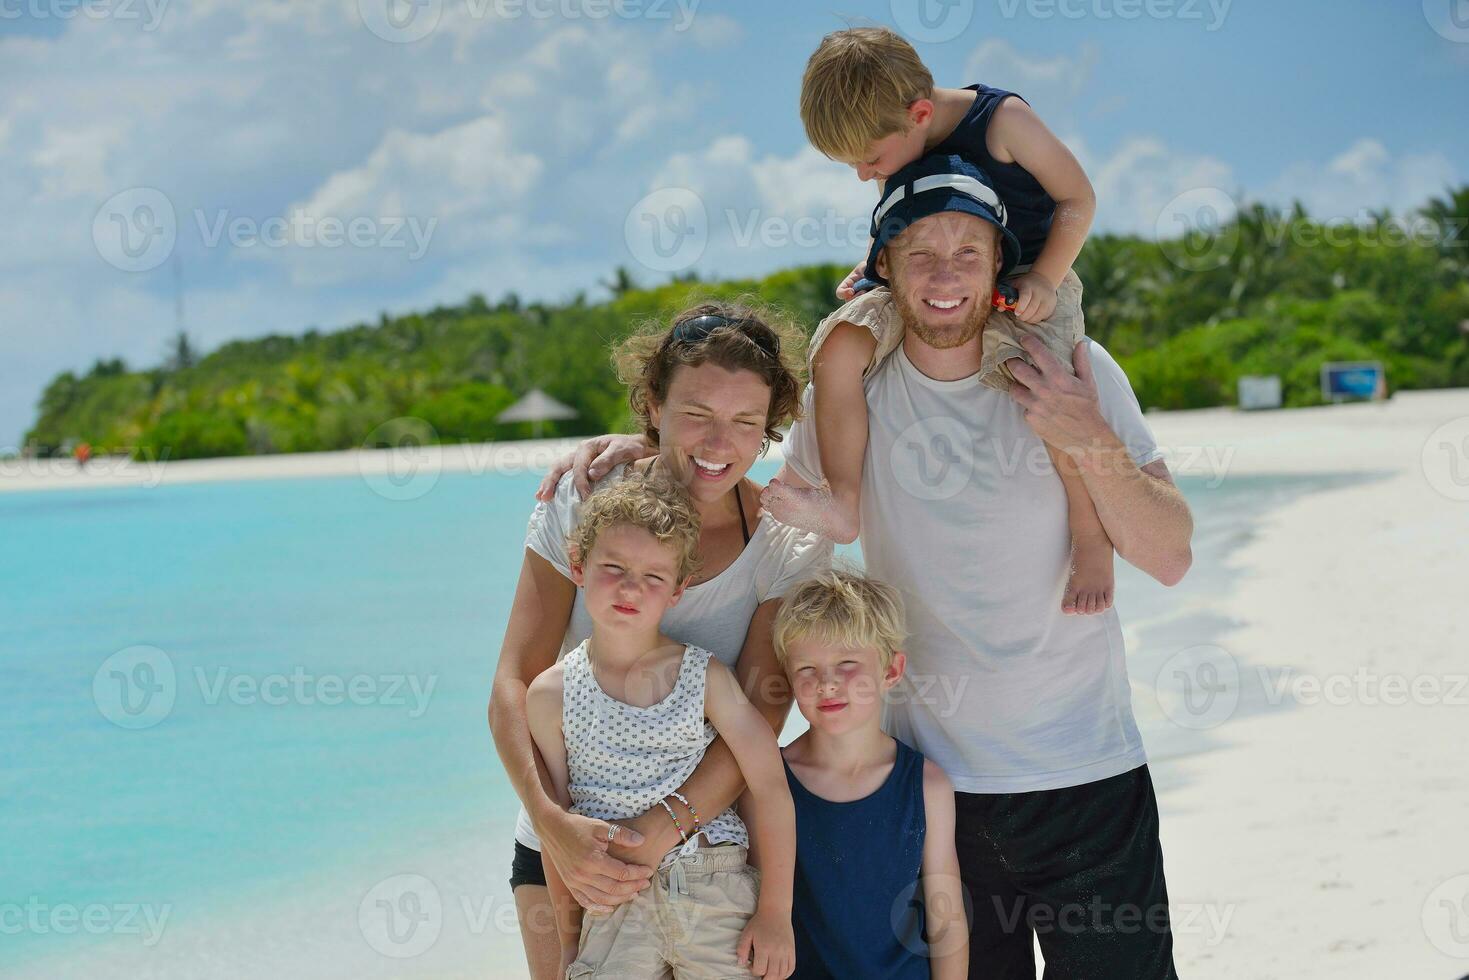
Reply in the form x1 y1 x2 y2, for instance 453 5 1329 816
799 26 935 162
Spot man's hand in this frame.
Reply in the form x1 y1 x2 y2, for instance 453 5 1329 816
534 433 656 501
1008 270 1058 324
835 260 866 301
1006 338 1113 458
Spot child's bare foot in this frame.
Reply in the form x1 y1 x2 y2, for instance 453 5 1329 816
1062 531 1115 615
760 478 856 542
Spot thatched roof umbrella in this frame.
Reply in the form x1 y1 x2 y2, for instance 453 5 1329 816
497 388 578 439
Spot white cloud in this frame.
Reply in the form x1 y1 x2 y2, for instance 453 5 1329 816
31 121 130 202
252 114 544 285
1078 136 1237 237
642 138 875 281
479 24 694 157
0 6 710 448
1075 134 1456 242
1265 138 1459 220
962 39 1102 128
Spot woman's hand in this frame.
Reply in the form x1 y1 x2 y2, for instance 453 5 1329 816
606 805 682 870
535 434 657 501
536 807 654 913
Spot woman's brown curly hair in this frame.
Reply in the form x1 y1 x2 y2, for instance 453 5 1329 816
613 299 808 451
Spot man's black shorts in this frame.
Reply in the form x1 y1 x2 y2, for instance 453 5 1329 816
955 763 1179 979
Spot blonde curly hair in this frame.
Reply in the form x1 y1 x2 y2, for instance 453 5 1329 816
568 468 702 584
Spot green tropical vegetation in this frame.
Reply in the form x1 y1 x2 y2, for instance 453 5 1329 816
21 187 1469 460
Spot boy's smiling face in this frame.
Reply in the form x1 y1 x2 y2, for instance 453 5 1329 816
572 523 688 632
785 639 906 735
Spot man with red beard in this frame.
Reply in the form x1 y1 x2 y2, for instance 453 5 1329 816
771 154 1193 979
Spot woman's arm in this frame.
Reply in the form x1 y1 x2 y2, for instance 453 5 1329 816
488 549 654 910
604 597 792 869
525 666 582 968
920 760 968 979
534 434 656 501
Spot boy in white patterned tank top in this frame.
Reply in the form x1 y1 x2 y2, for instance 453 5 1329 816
526 469 797 979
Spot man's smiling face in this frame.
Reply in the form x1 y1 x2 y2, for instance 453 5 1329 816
876 211 1005 352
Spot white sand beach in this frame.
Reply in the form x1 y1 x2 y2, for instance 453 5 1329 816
0 437 589 495
1140 389 1469 977
8 389 1468 978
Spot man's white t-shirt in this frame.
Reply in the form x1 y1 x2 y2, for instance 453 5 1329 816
781 338 1165 794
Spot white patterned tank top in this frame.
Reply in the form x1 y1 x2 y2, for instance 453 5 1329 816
561 639 748 864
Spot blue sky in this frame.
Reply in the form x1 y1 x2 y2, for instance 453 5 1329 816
2 0 1465 451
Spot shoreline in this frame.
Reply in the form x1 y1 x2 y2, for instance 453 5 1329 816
0 437 589 494
4 388 1463 495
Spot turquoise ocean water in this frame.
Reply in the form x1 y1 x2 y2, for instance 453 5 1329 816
0 459 1347 973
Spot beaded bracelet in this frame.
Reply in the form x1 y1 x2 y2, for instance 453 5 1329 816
668 791 701 833
658 798 689 843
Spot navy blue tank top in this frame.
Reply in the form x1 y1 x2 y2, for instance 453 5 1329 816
786 738 930 979
932 83 1055 266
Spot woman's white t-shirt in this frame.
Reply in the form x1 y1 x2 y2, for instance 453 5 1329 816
513 462 832 850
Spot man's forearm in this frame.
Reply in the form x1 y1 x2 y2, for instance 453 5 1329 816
1074 435 1193 585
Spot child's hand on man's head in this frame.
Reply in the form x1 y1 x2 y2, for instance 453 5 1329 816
836 260 866 301
737 906 796 979
1010 270 1058 323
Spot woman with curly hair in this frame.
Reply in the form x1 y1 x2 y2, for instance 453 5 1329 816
489 301 832 979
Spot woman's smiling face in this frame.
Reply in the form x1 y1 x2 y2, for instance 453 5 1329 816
649 361 771 503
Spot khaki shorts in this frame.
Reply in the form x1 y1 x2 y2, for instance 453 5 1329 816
567 843 759 979
808 266 1086 392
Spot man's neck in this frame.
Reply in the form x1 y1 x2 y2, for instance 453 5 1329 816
922 85 978 153
901 329 983 382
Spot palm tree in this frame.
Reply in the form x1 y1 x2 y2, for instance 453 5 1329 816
1419 185 1469 271
166 330 197 372
600 265 640 298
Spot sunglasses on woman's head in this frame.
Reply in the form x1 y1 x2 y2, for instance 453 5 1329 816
670 314 781 358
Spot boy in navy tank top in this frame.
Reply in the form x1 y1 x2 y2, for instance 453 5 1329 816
766 26 1113 618
773 568 967 979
